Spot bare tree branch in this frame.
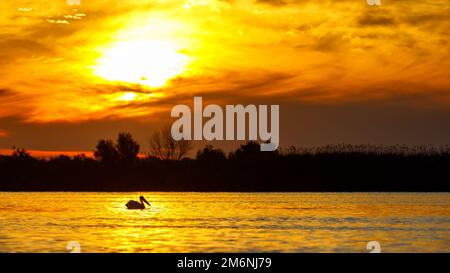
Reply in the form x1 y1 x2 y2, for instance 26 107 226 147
149 125 193 160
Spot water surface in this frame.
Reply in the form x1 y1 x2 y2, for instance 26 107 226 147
0 192 448 252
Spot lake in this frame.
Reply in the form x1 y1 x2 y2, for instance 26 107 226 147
0 192 449 253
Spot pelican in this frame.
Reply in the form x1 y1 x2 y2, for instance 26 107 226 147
126 196 151 210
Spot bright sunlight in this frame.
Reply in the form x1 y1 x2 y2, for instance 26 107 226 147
93 40 189 88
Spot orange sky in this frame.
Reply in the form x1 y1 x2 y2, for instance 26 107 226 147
0 0 449 152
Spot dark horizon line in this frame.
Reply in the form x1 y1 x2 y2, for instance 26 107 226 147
2 142 450 159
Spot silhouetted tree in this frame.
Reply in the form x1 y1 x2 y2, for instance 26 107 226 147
94 139 119 165
94 133 140 164
74 154 87 161
149 125 192 160
228 141 261 160
116 132 140 162
12 146 35 161
196 145 227 161
228 141 278 161
11 146 33 161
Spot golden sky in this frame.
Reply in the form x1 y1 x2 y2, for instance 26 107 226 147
0 0 449 151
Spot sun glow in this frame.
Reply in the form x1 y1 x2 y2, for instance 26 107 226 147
116 92 138 101
93 40 189 88
111 91 165 102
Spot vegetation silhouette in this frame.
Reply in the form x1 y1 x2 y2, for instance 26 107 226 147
94 133 140 165
149 125 192 160
116 132 140 163
94 139 119 165
0 133 449 192
196 145 227 162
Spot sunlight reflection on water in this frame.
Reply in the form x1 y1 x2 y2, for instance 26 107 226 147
0 192 449 253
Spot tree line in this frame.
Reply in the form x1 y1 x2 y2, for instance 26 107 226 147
0 129 449 191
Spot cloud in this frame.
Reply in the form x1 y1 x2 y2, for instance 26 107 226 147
357 14 396 26
404 13 450 25
0 0 448 126
311 33 349 52
0 0 448 152
0 38 52 64
256 0 287 6
0 88 13 97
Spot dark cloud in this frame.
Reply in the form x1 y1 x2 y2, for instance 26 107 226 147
357 14 396 26
313 33 348 52
0 89 14 97
86 83 157 96
295 33 349 52
0 38 52 63
403 13 450 25
256 0 287 6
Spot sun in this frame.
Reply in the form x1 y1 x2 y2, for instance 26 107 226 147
93 40 189 88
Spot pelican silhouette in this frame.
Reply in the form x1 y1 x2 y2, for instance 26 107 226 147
126 196 151 210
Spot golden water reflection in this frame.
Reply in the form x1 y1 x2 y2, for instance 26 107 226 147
0 192 449 253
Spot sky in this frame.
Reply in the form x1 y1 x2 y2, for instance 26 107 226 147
0 0 449 155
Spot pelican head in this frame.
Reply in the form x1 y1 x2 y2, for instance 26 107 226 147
140 196 151 206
